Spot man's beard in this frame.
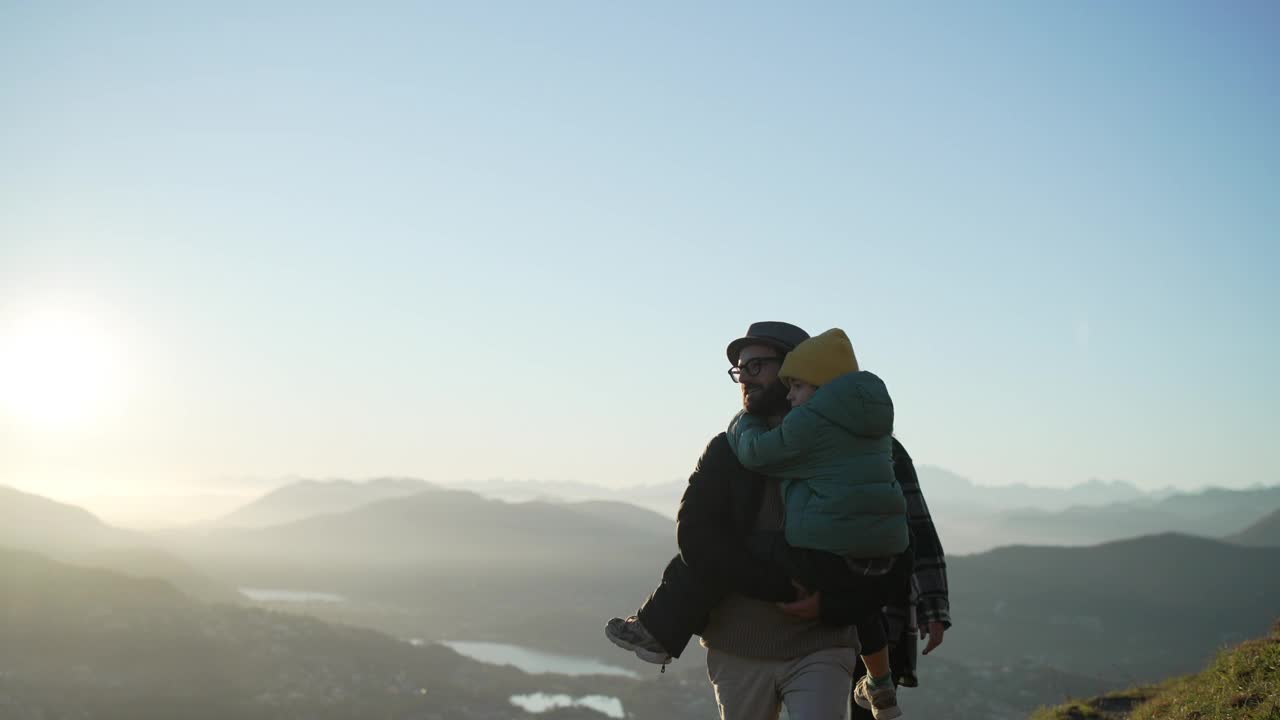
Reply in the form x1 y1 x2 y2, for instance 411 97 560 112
742 378 790 416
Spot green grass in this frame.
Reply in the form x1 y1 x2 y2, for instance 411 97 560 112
1031 621 1280 720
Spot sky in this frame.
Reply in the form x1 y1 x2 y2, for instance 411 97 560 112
1 2 1277 514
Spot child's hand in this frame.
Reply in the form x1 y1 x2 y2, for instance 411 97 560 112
776 580 821 619
789 579 812 599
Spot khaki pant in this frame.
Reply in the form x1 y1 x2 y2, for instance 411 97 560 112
707 647 858 720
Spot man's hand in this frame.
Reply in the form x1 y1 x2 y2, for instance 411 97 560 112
920 621 946 655
776 580 821 619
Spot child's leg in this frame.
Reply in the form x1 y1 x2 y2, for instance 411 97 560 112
852 608 903 719
633 553 728 658
790 546 902 682
856 611 892 679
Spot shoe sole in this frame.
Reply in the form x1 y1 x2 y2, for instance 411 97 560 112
604 628 671 665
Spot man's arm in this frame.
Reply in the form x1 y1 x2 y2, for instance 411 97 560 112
675 434 796 603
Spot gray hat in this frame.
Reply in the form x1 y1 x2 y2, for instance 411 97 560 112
726 321 810 364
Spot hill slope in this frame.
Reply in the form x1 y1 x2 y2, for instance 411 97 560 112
940 485 1280 553
216 477 435 527
165 487 677 656
1228 508 1280 547
0 484 143 551
0 546 707 720
946 533 1280 680
0 485 237 602
1030 620 1279 720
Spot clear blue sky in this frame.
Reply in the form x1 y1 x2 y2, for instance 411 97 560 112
2 2 1277 503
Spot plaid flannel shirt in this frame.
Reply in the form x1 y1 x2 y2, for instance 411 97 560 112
884 438 951 642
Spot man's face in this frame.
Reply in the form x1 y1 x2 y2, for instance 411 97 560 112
735 344 790 416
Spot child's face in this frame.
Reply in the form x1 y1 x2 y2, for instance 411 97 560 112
786 380 818 407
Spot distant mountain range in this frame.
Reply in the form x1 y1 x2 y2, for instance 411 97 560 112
935 484 1280 553
441 466 1182 517
215 476 436 527
175 480 1280 681
193 486 673 567
435 471 1280 551
167 483 678 657
6 481 1280 719
912 466 1167 512
200 473 1280 570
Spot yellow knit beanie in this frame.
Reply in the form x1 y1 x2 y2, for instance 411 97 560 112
778 328 860 386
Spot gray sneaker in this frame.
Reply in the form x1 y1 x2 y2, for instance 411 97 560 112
853 675 902 720
605 616 672 665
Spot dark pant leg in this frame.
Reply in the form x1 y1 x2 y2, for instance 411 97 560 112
635 554 727 658
856 611 889 657
850 626 908 720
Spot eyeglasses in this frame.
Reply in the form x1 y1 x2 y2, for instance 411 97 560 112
728 356 782 383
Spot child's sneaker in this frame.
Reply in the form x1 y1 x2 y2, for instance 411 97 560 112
605 616 672 665
853 674 902 720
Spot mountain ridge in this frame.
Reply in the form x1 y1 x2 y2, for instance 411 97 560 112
1228 507 1280 547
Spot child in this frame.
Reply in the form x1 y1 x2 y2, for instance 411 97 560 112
606 328 909 720
725 327 910 719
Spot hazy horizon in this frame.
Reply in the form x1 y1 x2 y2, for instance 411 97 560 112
14 466 1277 533
3 2 1278 505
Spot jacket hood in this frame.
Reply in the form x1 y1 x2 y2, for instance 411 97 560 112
805 370 894 438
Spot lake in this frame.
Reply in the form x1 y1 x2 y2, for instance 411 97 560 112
511 692 624 719
238 588 637 717
438 640 639 679
239 587 346 603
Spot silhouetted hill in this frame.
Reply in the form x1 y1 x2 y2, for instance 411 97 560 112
937 484 1280 553
70 546 244 604
0 546 707 720
1229 508 1280 547
0 486 238 603
162 488 677 662
183 488 671 570
562 500 674 537
168 488 674 636
216 477 435 527
946 533 1280 680
0 484 143 552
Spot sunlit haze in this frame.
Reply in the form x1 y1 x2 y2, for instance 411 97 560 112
2 2 1277 523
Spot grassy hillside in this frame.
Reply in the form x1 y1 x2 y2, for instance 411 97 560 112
1030 620 1280 720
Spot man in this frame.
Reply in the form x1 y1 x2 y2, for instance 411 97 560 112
610 321 887 718
850 437 952 719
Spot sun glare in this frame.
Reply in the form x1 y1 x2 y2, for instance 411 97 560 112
0 308 126 429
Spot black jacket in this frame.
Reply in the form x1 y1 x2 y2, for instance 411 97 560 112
675 432 896 626
675 432 796 604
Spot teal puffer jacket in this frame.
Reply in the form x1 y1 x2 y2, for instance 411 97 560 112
726 371 909 558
